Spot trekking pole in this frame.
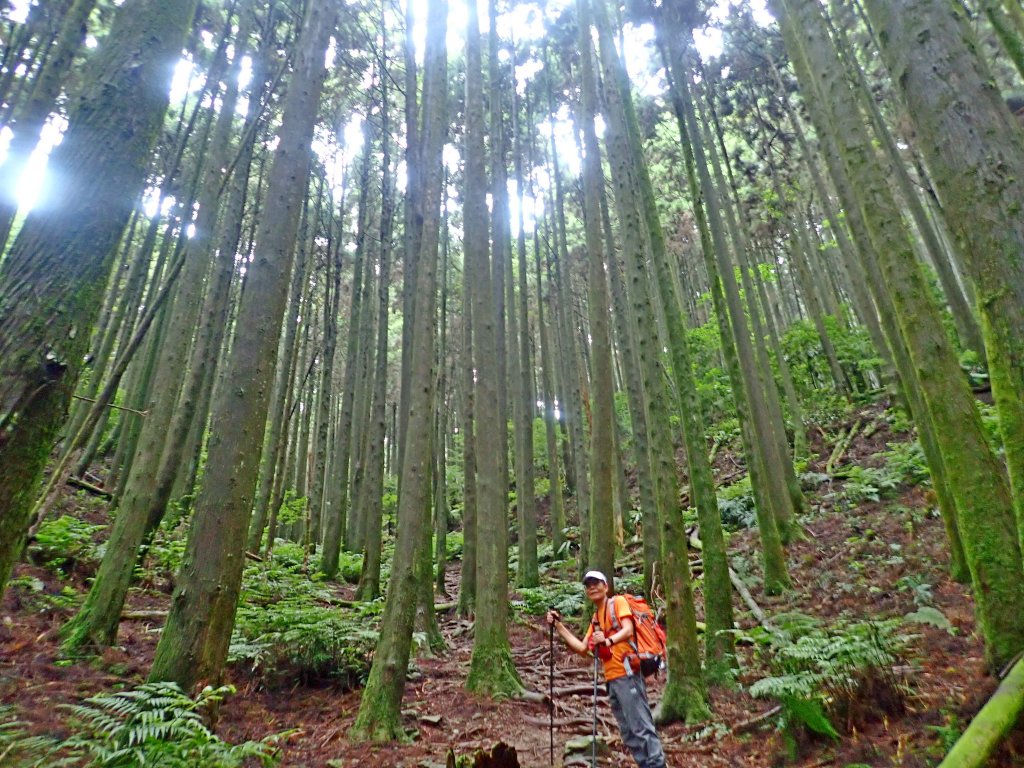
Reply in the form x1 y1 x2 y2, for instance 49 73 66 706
592 649 599 768
549 612 555 766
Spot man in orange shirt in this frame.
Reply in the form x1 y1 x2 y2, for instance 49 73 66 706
546 570 666 768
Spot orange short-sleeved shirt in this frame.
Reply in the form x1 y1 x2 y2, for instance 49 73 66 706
582 595 634 681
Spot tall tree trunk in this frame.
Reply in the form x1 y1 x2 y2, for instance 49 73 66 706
355 65 395 601
321 131 375 575
576 0 616 587
147 0 337 687
349 0 447 738
464 0 522 699
862 0 1024 576
511 67 538 589
60 19 250 651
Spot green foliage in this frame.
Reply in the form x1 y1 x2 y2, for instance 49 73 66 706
533 475 551 500
512 580 586 619
444 530 463 560
883 406 914 434
829 465 900 508
717 475 757 529
0 705 60 764
229 545 379 687
895 574 934 607
750 617 910 752
7 575 82 613
28 515 105 575
876 440 929 486
1 685 285 767
687 315 735 426
276 490 307 527
976 402 1005 457
903 606 956 635
136 521 187 587
925 710 964 755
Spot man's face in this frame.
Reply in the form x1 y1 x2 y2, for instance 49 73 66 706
583 578 607 602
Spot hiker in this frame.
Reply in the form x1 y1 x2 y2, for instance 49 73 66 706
546 570 666 768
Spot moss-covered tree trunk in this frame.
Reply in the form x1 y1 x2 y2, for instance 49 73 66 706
456 240 478 617
146 0 336 688
602 188 661 598
585 6 708 722
0 0 200 596
591 0 731 688
862 0 1024 573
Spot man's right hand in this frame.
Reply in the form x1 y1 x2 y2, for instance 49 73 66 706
545 609 561 626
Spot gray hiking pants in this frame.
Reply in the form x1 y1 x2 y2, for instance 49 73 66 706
606 674 666 768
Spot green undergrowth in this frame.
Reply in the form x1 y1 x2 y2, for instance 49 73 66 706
511 578 587 619
0 684 287 767
828 439 930 509
27 515 106 576
749 615 912 761
228 542 381 688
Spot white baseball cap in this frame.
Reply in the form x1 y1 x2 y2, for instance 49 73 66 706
582 570 607 585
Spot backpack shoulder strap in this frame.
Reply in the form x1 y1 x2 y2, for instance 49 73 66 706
606 595 632 632
603 596 617 632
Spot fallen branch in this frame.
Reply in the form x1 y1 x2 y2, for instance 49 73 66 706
826 418 862 474
71 394 149 417
554 684 608 697
516 690 547 704
729 569 774 631
708 437 722 464
122 610 167 620
68 476 112 499
731 705 782 735
938 654 1024 768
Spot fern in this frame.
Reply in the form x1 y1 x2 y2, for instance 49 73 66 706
877 440 930 486
0 706 65 767
229 548 380 686
28 515 105 575
3 685 285 767
750 618 910 751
